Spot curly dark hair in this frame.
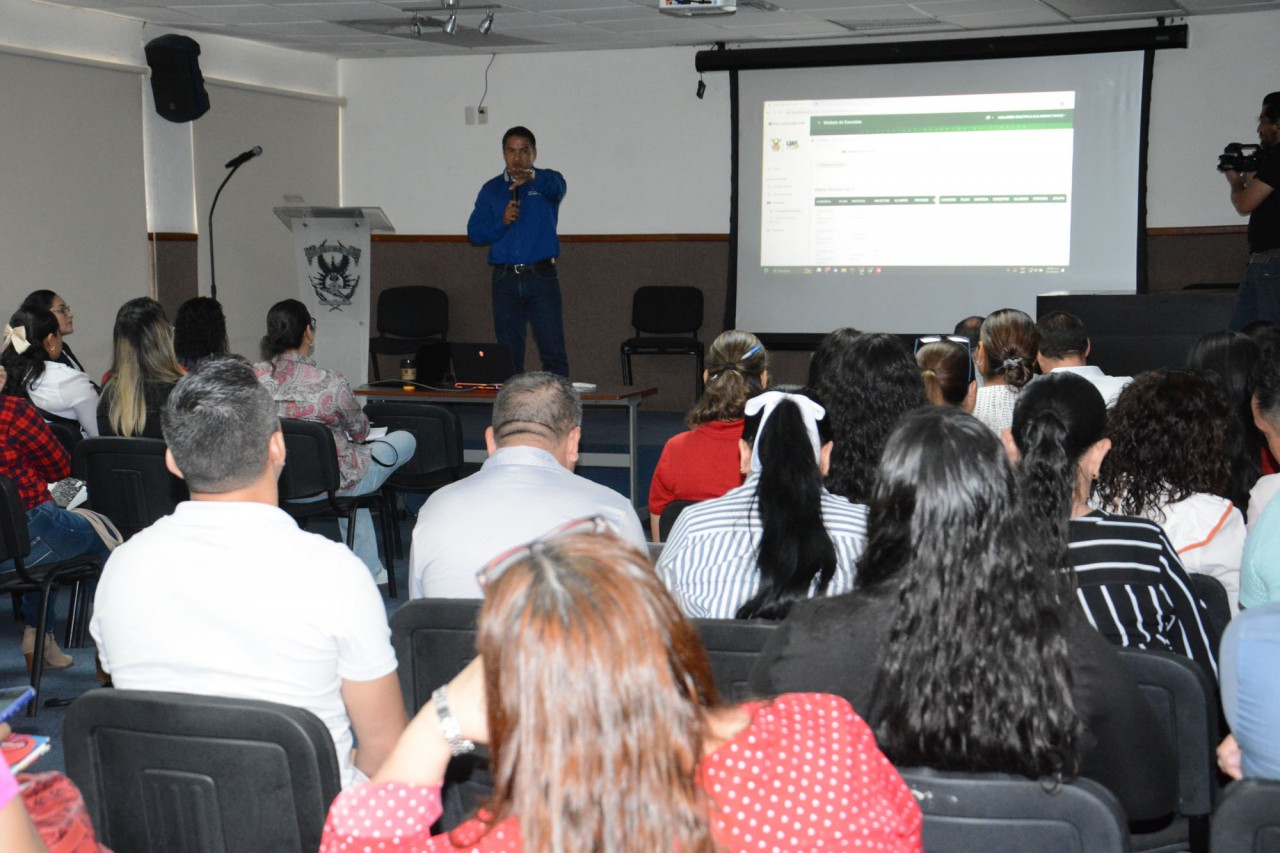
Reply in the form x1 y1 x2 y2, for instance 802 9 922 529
1095 369 1232 522
1186 331 1262 514
858 407 1080 780
173 296 230 369
808 331 927 503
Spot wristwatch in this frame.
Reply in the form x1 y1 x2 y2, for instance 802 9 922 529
432 686 476 757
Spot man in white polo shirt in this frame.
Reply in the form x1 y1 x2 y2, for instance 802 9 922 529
90 357 406 789
1036 311 1132 407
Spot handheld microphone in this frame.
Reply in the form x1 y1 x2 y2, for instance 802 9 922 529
510 185 519 205
224 146 263 169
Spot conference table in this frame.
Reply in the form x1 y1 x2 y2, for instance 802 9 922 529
356 383 658 507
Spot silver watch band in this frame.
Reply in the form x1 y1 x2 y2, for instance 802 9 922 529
432 686 476 757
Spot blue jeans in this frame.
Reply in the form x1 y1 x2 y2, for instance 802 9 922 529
1230 252 1280 330
492 264 569 376
337 430 416 578
0 502 110 631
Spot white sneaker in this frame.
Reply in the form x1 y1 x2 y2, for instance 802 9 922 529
372 566 389 585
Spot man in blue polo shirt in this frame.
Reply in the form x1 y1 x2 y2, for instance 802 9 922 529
467 126 569 376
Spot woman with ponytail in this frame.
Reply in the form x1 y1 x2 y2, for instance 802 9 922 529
1009 372 1217 678
648 331 768 540
972 308 1038 434
657 388 866 619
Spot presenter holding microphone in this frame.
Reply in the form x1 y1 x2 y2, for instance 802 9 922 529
467 126 569 376
1226 92 1280 329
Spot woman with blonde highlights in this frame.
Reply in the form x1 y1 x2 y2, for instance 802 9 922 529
319 528 922 852
98 297 186 438
648 330 768 540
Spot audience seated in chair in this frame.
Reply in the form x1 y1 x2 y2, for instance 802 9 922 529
172 295 229 372
1035 311 1132 408
750 407 1178 824
1187 330 1263 515
658 389 864 620
1009 371 1218 679
1218 602 1280 781
97 297 185 439
90 357 407 789
254 298 416 584
319 527 922 852
915 336 975 410
648 330 767 541
409 371 645 600
20 290 92 386
1247 340 1280 530
1095 369 1246 611
807 329 927 504
2 306 98 437
972 308 1038 435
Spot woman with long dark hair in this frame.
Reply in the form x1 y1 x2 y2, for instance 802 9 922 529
97 298 186 438
1096 369 1246 610
972 308 1038 433
1009 372 1217 677
1187 330 1263 514
173 296 230 371
808 330 927 503
648 330 767 540
254 299 416 583
750 407 1177 823
657 389 865 619
1 306 99 436
915 337 974 409
21 290 88 378
318 527 922 852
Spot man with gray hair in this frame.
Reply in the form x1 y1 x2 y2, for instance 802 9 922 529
410 371 646 598
90 357 406 789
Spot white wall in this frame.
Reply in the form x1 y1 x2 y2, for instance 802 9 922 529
340 13 1277 235
1148 12 1280 227
339 47 731 234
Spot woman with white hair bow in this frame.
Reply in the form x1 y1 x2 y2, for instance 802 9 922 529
657 388 868 620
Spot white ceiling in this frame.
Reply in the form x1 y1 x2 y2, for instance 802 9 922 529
54 0 1279 58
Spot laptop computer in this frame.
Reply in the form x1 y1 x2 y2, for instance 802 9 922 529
450 342 515 389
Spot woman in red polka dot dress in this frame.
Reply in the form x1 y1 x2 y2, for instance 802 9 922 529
319 528 922 852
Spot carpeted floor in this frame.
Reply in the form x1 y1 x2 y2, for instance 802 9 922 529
1 409 687 775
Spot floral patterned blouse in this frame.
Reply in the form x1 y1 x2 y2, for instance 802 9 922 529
254 352 370 491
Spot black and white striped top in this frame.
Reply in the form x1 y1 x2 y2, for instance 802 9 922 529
656 475 867 619
1070 511 1218 677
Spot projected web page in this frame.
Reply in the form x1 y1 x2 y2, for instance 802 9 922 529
761 91 1075 271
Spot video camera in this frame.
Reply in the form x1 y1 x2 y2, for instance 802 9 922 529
1218 142 1262 173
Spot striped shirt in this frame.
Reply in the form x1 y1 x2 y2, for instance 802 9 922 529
1070 511 1218 678
656 475 867 619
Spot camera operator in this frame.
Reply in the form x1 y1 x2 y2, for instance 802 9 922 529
1227 92 1280 329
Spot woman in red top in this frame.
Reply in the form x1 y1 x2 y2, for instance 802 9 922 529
649 331 768 540
319 525 921 853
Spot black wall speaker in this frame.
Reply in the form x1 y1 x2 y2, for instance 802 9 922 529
144 35 210 123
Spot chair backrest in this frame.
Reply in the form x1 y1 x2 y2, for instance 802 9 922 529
0 475 32 569
64 689 342 853
631 286 704 336
363 402 464 490
73 437 188 539
1187 572 1232 650
47 421 81 456
391 598 482 716
278 418 342 502
377 286 449 339
658 499 696 541
691 617 778 702
1210 778 1280 853
898 767 1131 853
1116 647 1219 818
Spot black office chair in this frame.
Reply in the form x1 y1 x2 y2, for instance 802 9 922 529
64 689 342 853
620 286 705 400
369 286 449 380
1210 778 1280 852
390 598 487 832
0 476 103 715
691 617 778 702
658 499 696 541
1119 647 1219 853
46 421 81 457
898 767 1131 853
278 419 398 598
362 402 465 559
1187 572 1232 651
73 437 188 540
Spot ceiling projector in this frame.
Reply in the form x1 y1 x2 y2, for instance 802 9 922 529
658 0 737 15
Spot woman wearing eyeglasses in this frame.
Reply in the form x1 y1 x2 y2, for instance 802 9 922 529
1 305 99 437
318 527 922 852
254 298 416 584
21 290 88 379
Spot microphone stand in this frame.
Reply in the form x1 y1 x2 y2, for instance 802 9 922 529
207 161 249 303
